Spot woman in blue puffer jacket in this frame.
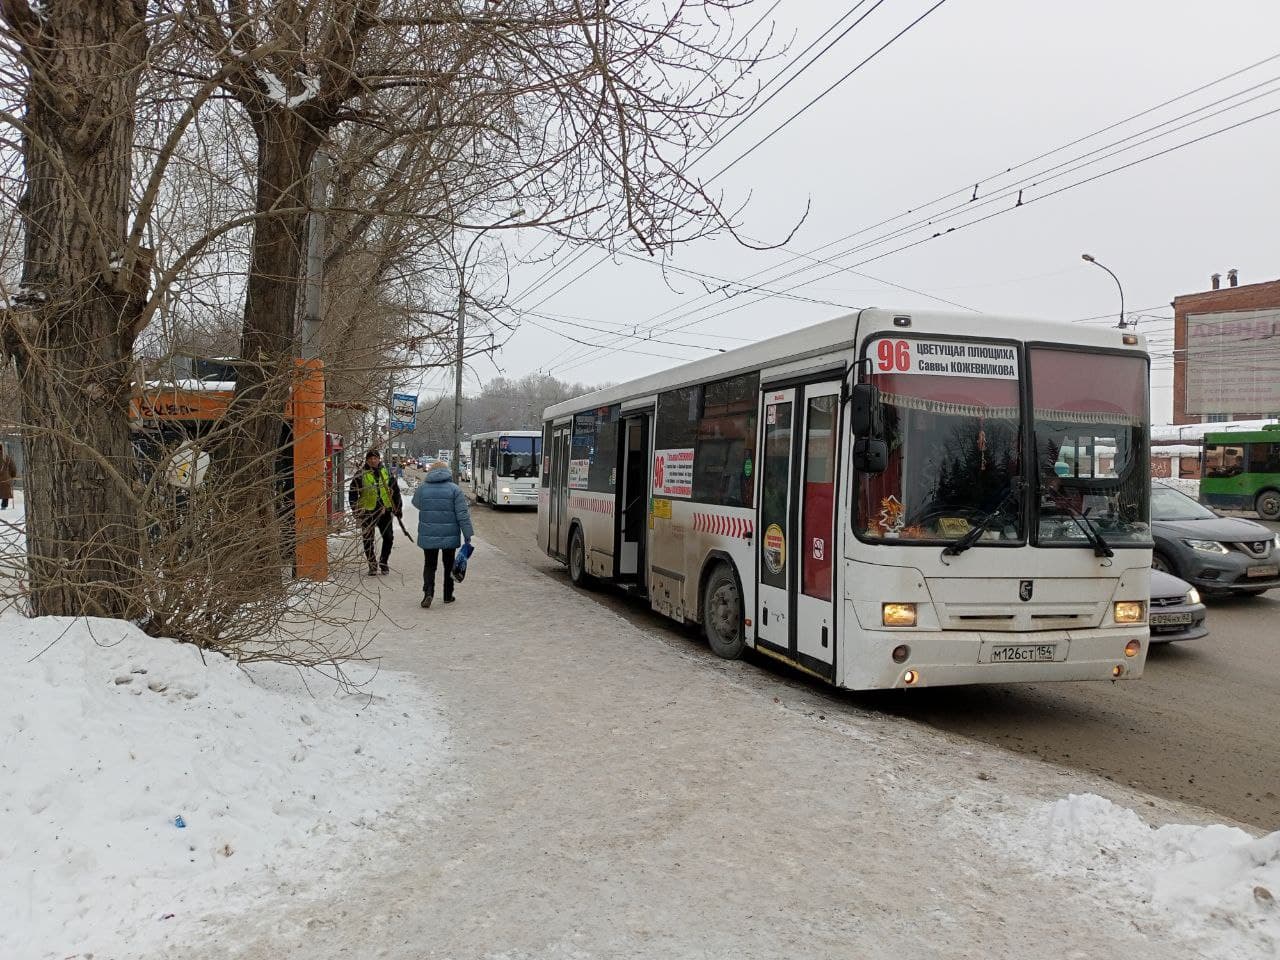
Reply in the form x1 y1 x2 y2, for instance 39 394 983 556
411 461 474 608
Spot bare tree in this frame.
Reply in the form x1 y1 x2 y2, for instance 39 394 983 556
0 1 150 618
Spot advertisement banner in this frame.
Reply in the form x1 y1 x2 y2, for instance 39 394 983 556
653 448 694 498
390 393 418 430
867 337 1018 380
1185 309 1280 414
568 458 591 490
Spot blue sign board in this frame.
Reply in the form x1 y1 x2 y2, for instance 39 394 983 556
390 393 418 431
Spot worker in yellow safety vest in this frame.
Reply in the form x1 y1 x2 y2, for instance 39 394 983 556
347 449 403 576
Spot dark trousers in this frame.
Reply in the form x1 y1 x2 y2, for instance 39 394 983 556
360 509 394 565
422 548 456 598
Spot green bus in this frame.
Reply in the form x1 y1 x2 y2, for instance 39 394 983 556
1200 425 1280 520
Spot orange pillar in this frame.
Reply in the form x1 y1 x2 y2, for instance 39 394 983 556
293 359 328 580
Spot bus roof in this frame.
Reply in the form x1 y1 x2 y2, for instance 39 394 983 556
469 429 542 441
1202 428 1280 444
543 307 1147 421
1151 420 1279 443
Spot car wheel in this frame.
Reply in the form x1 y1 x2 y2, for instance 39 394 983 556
702 562 745 660
1151 551 1177 575
1255 489 1280 521
568 526 592 587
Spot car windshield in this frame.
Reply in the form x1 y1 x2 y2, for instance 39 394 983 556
1030 349 1150 546
499 436 539 479
856 337 1023 543
1151 484 1217 521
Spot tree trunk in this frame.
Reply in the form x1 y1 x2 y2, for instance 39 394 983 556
225 110 320 577
2 1 149 619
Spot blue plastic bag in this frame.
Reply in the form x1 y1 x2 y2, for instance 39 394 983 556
452 542 475 582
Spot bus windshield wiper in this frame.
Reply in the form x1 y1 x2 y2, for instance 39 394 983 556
1048 495 1115 558
942 480 1023 558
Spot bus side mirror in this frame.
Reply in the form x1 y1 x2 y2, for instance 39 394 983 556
851 383 883 438
853 438 888 474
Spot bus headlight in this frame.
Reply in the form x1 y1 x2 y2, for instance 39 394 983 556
1114 601 1145 624
501 486 511 493
882 603 917 627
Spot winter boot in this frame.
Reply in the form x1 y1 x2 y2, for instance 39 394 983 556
421 593 433 609
367 562 378 576
379 562 390 575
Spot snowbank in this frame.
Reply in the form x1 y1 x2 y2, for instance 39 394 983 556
0 610 445 959
1002 793 1279 958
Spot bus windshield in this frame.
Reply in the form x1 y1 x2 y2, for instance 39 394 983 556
1030 349 1150 546
500 436 540 479
857 341 1023 543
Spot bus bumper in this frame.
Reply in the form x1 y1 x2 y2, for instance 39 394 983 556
843 626 1149 690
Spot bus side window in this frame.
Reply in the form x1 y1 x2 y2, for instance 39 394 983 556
1249 442 1280 473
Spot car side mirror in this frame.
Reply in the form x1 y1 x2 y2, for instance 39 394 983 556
853 437 888 474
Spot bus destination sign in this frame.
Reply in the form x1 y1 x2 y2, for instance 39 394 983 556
870 337 1018 380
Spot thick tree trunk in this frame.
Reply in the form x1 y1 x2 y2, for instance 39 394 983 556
2 1 148 618
225 111 320 576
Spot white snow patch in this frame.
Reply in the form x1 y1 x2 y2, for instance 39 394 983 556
1000 793 1280 959
0 610 444 959
255 67 321 109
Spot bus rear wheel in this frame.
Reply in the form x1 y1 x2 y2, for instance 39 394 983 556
569 526 592 587
702 563 745 660
1255 489 1280 521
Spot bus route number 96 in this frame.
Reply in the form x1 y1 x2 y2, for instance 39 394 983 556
876 339 911 373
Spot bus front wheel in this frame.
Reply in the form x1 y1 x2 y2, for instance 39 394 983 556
1255 489 1280 521
702 563 745 660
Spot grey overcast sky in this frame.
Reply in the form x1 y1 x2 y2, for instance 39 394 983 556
433 0 1280 424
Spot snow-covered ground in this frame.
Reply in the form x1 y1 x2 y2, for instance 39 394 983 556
2 494 1278 959
0 608 445 959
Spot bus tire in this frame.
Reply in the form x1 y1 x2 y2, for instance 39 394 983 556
568 525 592 587
1255 489 1280 521
702 562 745 660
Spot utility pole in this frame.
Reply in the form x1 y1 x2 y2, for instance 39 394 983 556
451 207 525 472
301 151 330 359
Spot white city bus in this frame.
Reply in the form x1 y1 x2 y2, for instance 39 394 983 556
537 308 1153 690
471 430 542 507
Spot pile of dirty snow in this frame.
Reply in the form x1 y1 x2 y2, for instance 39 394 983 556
0 611 444 959
1003 793 1279 958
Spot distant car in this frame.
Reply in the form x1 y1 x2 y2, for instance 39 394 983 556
1148 568 1208 643
1150 482 1280 596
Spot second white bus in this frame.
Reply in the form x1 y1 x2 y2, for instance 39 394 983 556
537 307 1153 690
471 430 542 507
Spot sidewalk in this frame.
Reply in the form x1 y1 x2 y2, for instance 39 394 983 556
211 506 1266 960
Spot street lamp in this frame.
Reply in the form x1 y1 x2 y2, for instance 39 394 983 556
1081 253 1127 329
452 208 525 470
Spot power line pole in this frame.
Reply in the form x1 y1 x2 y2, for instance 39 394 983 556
301 151 330 359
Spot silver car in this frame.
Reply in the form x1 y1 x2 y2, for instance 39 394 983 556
1148 568 1208 643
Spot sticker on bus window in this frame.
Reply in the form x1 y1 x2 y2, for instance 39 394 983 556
812 538 824 561
568 459 590 490
654 448 694 498
766 406 777 425
869 337 1018 379
764 523 786 574
651 497 673 520
938 516 972 537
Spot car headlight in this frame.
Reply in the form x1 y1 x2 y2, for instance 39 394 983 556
1274 534 1280 550
1114 601 1145 623
1183 538 1229 555
1186 586 1201 605
501 486 511 493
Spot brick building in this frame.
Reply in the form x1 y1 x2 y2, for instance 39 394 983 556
1171 272 1280 424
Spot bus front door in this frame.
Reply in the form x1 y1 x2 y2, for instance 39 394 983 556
756 382 839 680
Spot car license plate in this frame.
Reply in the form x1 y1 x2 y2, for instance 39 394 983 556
990 644 1057 663
1150 611 1193 626
1247 564 1279 579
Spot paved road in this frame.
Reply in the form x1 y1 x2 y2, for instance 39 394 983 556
471 501 1280 830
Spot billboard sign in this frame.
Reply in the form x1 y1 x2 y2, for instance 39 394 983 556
390 393 418 430
1185 309 1280 415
